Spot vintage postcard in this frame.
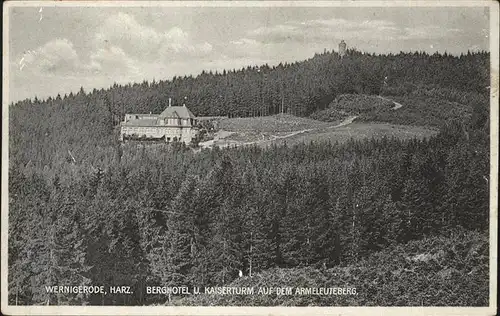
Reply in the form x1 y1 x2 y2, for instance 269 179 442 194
1 1 498 315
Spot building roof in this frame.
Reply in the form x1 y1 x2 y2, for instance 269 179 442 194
125 114 159 120
159 106 196 119
122 105 197 127
135 114 158 118
122 118 159 126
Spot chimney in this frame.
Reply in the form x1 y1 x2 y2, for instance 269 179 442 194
168 98 172 107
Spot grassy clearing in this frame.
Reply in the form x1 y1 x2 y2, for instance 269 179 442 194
267 123 438 147
204 109 438 149
219 114 334 133
208 116 437 148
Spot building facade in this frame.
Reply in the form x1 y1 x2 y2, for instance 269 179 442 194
120 105 198 144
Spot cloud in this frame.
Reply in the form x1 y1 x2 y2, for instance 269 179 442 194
164 27 189 45
231 38 260 46
247 24 304 43
18 38 81 75
228 38 264 57
159 27 213 58
245 18 465 44
15 13 215 80
401 26 462 40
95 12 162 59
89 46 140 76
94 13 213 61
15 37 141 79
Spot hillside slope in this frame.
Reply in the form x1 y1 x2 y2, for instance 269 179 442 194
310 94 395 122
309 92 481 128
173 230 488 306
9 51 489 169
201 114 437 149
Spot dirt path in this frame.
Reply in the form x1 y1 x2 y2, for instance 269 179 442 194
328 115 358 128
202 96 402 149
241 115 359 146
377 95 404 110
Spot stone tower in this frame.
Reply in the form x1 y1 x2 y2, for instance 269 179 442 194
339 40 347 58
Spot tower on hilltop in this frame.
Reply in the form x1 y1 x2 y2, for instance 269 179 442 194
339 40 347 59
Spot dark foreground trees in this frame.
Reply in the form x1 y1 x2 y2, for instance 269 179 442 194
8 114 489 305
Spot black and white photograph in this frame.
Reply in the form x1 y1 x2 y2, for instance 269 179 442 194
1 1 498 315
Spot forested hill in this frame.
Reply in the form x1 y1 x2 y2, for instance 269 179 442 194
11 50 489 119
9 49 489 170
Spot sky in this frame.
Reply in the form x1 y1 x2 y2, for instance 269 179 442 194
6 4 490 103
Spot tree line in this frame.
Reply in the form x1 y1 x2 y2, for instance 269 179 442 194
9 50 489 170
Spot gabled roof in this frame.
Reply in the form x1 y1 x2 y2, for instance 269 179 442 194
159 106 196 119
136 114 158 118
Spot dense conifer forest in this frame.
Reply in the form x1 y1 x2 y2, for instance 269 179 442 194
8 49 490 305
